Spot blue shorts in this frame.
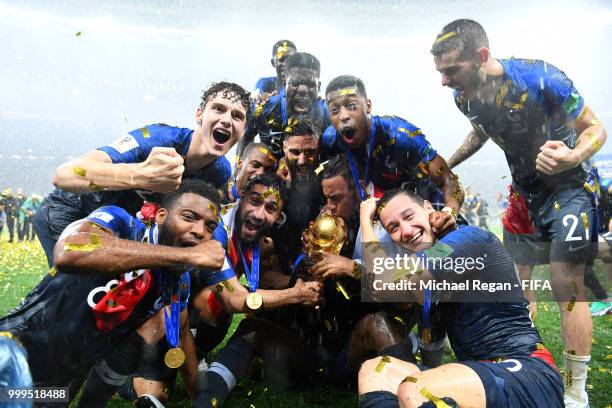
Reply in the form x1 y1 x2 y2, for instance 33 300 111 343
461 356 563 408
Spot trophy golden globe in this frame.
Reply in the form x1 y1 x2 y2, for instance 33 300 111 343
307 214 352 300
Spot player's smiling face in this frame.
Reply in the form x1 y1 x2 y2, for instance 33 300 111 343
379 193 435 251
434 49 481 100
197 91 247 157
157 193 219 247
326 89 371 149
236 184 283 245
283 134 319 177
235 148 277 192
285 67 319 114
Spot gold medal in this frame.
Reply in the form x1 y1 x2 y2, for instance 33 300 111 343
246 292 263 311
164 347 185 368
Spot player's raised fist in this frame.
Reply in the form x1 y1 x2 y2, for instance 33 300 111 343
188 240 225 270
138 147 185 192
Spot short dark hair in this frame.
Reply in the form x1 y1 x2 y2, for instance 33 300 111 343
199 81 251 117
241 142 274 160
430 19 489 58
285 52 321 77
285 115 320 140
243 173 287 204
320 154 355 191
325 75 367 99
272 40 296 56
376 188 424 220
161 179 221 213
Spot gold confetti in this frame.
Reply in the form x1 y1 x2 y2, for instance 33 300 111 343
75 31 82 37
337 86 358 96
314 160 328 175
553 201 561 211
247 390 253 397
536 343 545 350
566 370 572 386
583 182 594 194
253 104 264 118
257 147 276 162
375 356 391 373
324 319 332 331
567 297 576 311
336 282 350 300
261 188 282 204
276 41 289 60
72 167 87 177
64 233 102 252
140 127 150 138
208 203 218 217
580 212 589 229
211 398 218 408
394 315 405 325
402 376 418 383
216 280 234 293
420 388 451 408
435 31 456 44
49 266 57 277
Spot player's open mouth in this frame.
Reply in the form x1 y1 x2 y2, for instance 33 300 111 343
213 128 231 145
293 97 310 111
244 217 262 232
341 127 356 141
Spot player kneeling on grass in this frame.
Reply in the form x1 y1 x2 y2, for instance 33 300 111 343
357 190 563 408
0 180 227 407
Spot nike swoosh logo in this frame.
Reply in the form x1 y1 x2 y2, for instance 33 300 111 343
568 244 588 252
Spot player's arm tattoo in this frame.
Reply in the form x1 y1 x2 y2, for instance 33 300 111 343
447 126 489 169
428 154 464 211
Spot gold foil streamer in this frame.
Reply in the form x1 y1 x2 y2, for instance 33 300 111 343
254 104 264 118
140 127 150 138
276 41 289 60
64 233 102 252
567 370 573 386
394 315 406 325
402 376 418 383
208 203 219 217
337 86 358 96
567 296 576 311
583 182 594 194
257 147 276 162
336 281 350 300
261 188 282 204
374 356 391 373
434 31 456 44
73 167 87 177
420 388 451 408
580 212 589 229
89 180 105 191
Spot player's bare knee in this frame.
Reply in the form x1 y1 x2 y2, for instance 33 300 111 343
357 357 383 394
397 381 420 407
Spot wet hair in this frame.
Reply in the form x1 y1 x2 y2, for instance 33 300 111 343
375 188 424 221
325 75 368 99
161 179 221 214
199 81 251 117
285 115 320 140
320 154 355 190
430 19 489 59
272 39 296 56
243 173 287 204
285 52 321 77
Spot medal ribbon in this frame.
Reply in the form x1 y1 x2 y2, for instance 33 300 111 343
237 239 260 292
162 276 181 350
422 288 432 329
345 120 377 201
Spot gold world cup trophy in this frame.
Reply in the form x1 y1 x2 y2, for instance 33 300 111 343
307 214 352 300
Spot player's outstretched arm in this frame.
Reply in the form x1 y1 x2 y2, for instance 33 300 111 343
52 147 184 194
536 105 607 175
447 125 489 169
427 154 464 212
210 276 322 313
53 219 224 276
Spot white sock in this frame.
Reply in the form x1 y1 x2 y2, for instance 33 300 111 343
563 352 590 402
